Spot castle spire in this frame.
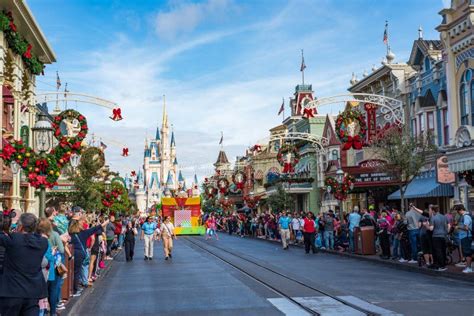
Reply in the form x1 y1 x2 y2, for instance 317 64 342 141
170 130 176 147
162 94 168 128
155 126 160 140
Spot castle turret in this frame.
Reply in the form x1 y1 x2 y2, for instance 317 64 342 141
214 150 231 174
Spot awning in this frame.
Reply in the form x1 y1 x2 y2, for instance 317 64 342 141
388 174 453 200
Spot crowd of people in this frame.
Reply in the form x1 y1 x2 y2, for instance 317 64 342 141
205 201 473 273
0 206 143 316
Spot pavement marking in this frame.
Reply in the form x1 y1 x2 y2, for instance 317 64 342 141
337 296 403 316
269 296 403 316
267 298 312 316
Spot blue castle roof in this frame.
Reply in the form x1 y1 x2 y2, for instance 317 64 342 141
166 171 174 186
178 170 184 182
170 131 175 146
156 126 160 140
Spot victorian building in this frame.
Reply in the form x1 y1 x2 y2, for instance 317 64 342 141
0 1 56 213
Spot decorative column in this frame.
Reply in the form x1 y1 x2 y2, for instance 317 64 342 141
10 84 21 210
26 86 37 214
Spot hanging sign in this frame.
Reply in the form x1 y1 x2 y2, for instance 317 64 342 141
436 155 455 184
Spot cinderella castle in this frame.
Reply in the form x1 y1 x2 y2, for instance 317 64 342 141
128 98 198 214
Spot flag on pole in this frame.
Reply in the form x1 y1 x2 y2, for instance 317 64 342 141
278 98 284 115
56 71 61 90
219 132 223 145
300 53 306 72
383 21 388 44
64 82 69 98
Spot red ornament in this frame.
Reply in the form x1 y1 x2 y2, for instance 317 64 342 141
23 44 32 59
303 108 315 119
111 108 123 121
122 147 129 157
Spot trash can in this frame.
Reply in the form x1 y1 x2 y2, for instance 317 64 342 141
355 226 375 255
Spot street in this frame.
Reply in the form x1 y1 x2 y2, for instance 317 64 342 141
70 235 474 316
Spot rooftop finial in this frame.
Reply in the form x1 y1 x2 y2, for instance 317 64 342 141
386 46 395 64
418 26 423 40
350 72 358 85
363 69 368 77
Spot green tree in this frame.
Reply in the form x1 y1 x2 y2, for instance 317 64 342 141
267 184 294 213
107 182 133 215
372 126 436 212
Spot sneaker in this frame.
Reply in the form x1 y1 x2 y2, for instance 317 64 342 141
462 267 473 273
455 261 467 267
72 292 82 297
57 305 66 311
144 256 148 260
437 267 447 272
165 256 169 260
408 260 418 264
399 258 408 263
57 303 65 308
169 253 172 258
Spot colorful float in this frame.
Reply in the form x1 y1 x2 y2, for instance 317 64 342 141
161 196 205 235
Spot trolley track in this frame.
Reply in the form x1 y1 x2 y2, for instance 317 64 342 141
183 237 379 316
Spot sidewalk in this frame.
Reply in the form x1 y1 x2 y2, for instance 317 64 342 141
245 234 474 283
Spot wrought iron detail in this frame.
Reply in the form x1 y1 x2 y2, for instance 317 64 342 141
269 132 328 153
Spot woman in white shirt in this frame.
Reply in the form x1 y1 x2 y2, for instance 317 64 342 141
160 216 176 260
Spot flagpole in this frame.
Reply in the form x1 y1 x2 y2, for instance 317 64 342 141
55 71 59 112
283 97 285 121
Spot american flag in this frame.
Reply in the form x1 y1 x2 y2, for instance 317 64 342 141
383 21 388 44
300 54 306 72
278 98 284 115
64 82 69 98
56 71 61 90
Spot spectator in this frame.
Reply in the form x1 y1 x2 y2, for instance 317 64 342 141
0 213 48 315
428 205 449 271
302 212 317 254
454 204 472 273
406 204 422 263
418 210 433 267
348 206 361 253
278 211 291 250
105 214 116 260
323 210 335 250
291 212 302 245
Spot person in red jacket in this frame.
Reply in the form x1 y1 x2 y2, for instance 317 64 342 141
302 212 318 254
114 217 124 250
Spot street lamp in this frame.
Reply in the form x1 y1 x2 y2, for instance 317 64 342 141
32 113 54 218
104 179 112 192
10 161 20 175
70 153 81 169
336 167 344 184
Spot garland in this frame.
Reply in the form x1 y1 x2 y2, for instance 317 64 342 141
277 144 300 173
217 177 229 194
204 185 217 199
335 109 367 150
324 175 355 201
0 11 44 75
102 187 123 208
51 109 88 164
232 171 246 190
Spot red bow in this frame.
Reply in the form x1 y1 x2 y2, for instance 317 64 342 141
303 108 315 119
1 143 16 159
283 163 294 173
131 171 136 177
236 182 244 190
23 44 32 59
122 148 129 157
253 144 261 152
9 21 16 32
111 108 123 121
342 135 363 150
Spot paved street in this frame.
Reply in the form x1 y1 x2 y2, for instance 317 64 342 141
70 235 474 316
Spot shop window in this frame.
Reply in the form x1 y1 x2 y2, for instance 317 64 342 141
460 69 474 125
20 126 29 146
427 112 434 131
419 113 424 133
412 118 418 136
424 56 431 72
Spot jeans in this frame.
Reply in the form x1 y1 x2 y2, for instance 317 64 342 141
73 253 85 293
432 237 447 268
408 229 419 261
392 238 400 258
324 230 334 250
48 275 61 315
81 261 89 285
349 230 355 252
118 234 124 248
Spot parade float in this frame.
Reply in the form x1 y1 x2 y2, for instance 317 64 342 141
161 195 205 235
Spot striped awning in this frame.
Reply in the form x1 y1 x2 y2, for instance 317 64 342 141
295 161 311 174
448 159 474 173
254 169 264 180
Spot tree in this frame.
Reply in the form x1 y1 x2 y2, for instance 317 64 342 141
201 194 219 213
372 126 436 212
267 184 294 213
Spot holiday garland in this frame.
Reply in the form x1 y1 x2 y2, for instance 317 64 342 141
0 11 44 75
335 109 367 150
277 144 300 173
101 187 123 208
324 175 355 201
217 177 229 194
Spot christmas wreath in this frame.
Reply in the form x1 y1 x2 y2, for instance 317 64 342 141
204 185 217 198
277 144 300 173
335 109 367 150
217 177 229 194
0 139 34 168
324 175 355 201
51 109 88 165
0 11 44 75
232 171 246 190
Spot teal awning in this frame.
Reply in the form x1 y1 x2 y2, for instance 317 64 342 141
388 175 453 200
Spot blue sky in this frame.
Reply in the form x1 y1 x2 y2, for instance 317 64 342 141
28 0 446 183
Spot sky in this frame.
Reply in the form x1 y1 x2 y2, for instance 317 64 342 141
28 0 447 184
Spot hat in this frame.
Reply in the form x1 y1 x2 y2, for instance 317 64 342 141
72 206 83 214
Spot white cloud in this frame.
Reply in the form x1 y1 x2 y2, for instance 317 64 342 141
155 0 236 39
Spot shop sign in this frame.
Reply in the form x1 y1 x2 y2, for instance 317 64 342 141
354 172 394 184
436 156 455 184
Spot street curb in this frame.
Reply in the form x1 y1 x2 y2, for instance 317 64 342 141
232 234 474 284
62 249 122 316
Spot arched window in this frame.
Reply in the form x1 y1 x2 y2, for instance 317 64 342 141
458 69 474 125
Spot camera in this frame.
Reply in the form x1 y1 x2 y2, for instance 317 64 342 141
0 209 16 233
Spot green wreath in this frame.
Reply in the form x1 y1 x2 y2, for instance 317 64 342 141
276 144 300 173
324 175 355 201
335 109 367 150
51 109 88 165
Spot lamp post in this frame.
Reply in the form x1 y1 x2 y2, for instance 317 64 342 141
70 153 81 170
335 166 344 217
31 113 54 218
